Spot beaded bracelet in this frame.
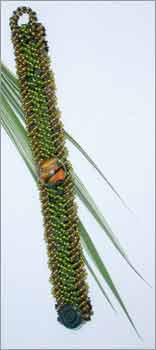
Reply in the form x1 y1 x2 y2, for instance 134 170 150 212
10 7 93 329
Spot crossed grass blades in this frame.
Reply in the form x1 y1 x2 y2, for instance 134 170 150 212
1 61 150 337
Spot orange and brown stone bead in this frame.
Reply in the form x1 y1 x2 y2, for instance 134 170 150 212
39 158 66 188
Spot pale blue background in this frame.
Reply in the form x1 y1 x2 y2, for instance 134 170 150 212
1 1 155 349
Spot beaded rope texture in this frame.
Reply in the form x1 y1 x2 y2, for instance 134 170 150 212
10 7 93 329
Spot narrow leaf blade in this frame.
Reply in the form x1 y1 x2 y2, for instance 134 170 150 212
1 94 116 311
1 89 150 287
79 221 142 339
1 61 131 210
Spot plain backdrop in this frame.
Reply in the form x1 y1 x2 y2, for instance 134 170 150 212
1 1 155 349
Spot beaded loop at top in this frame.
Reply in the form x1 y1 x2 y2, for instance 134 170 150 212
9 7 37 30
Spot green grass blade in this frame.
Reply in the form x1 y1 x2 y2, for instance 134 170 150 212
1 91 123 263
1 95 31 155
1 77 128 259
1 92 144 337
1 112 36 182
1 89 150 287
66 131 130 210
1 62 20 91
80 221 142 339
1 96 36 180
1 93 117 311
1 61 130 210
74 172 150 286
2 71 20 100
83 254 117 312
2 80 24 120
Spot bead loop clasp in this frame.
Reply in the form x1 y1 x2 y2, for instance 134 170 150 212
10 7 37 30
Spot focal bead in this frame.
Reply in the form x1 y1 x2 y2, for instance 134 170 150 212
39 158 66 188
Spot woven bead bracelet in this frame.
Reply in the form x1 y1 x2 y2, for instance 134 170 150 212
10 7 93 329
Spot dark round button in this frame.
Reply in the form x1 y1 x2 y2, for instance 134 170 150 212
57 304 82 329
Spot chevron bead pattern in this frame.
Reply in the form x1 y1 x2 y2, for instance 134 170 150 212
10 7 93 328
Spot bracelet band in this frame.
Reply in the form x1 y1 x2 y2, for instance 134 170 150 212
10 6 93 328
